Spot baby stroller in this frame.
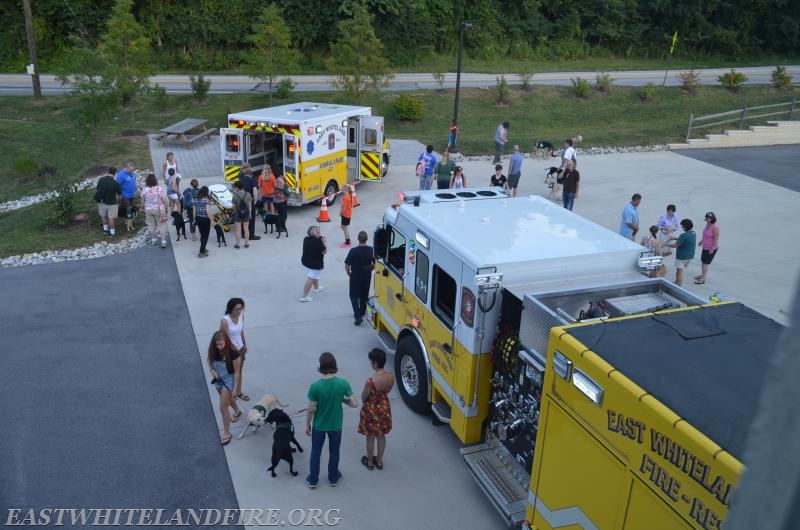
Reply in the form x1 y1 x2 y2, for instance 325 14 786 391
208 183 234 231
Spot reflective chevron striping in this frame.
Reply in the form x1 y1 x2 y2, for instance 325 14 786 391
528 492 599 530
360 152 380 181
224 165 241 182
283 171 297 191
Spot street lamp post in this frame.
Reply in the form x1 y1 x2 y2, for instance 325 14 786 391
450 21 472 153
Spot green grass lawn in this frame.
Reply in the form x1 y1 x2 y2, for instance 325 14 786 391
1 83 798 258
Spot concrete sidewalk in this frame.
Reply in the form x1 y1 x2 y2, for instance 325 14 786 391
165 140 797 528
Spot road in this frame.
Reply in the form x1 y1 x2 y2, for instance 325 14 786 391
1 66 798 95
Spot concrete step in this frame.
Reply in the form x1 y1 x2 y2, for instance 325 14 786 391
767 120 800 128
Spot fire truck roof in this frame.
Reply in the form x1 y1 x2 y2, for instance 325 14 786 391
389 189 645 286
228 102 372 123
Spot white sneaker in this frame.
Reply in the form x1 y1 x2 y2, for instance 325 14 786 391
312 286 325 293
299 296 313 302
152 238 159 245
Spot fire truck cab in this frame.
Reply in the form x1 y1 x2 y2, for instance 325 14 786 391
220 102 385 206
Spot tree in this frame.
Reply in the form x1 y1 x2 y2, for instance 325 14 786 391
243 4 299 106
97 0 154 127
327 2 393 101
55 39 119 160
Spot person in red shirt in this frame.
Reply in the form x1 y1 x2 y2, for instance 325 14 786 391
258 164 277 214
339 184 353 248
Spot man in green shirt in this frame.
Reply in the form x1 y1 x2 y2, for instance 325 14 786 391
305 352 358 488
96 167 121 236
664 218 696 286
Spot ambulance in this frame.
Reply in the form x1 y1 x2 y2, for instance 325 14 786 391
369 189 782 529
220 102 386 205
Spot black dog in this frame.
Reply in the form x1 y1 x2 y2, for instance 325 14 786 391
533 139 560 158
265 408 303 477
214 224 227 247
261 211 279 234
171 211 186 240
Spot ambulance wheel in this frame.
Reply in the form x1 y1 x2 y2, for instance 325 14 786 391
321 180 338 205
395 336 429 414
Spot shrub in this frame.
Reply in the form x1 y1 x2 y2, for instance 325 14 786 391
718 69 748 92
639 83 656 103
13 158 39 180
677 68 700 94
432 71 445 91
394 94 427 121
771 66 794 90
47 181 80 226
595 72 614 93
519 71 534 92
571 77 591 99
189 74 211 101
494 75 510 103
275 77 295 99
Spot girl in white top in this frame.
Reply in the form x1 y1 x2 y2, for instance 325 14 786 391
220 297 249 401
163 152 181 211
162 152 178 180
450 166 466 189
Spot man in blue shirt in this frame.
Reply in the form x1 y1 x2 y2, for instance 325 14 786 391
506 145 523 197
115 162 137 231
417 144 438 191
619 193 641 240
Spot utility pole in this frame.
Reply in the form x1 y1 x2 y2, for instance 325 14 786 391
23 0 42 100
451 21 472 153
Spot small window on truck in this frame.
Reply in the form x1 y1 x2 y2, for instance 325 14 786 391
386 227 406 278
363 128 378 146
432 265 457 329
226 134 240 154
415 250 429 303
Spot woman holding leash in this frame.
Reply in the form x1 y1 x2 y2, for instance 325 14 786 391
358 348 395 470
220 298 249 401
207 330 242 446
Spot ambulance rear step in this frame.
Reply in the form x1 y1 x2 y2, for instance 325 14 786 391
461 444 527 527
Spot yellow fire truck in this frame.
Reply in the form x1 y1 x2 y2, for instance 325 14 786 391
369 189 782 529
220 102 386 205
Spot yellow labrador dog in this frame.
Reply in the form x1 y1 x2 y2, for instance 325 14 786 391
238 394 289 439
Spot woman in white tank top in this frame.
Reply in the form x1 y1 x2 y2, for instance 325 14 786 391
220 297 249 401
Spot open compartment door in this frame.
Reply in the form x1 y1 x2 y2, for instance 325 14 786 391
358 116 384 182
282 134 299 193
221 128 245 182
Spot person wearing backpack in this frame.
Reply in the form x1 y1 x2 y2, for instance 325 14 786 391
182 179 200 241
232 180 252 249
417 144 438 191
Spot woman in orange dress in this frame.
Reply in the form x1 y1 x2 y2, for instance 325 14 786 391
358 348 395 470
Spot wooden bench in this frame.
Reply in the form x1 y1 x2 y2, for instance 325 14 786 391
185 127 215 147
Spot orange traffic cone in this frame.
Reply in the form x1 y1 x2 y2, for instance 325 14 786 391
351 181 360 207
317 195 332 222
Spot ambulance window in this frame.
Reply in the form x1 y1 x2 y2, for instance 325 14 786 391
432 265 457 329
363 128 378 146
225 134 240 154
414 251 429 303
386 227 406 277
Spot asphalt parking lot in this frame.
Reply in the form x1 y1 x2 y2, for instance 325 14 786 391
2 141 798 529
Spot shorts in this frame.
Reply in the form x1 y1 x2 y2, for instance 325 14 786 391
233 210 250 223
675 259 692 270
341 216 351 226
260 196 274 206
701 249 718 265
119 197 135 218
98 203 118 219
167 192 179 200
306 268 322 280
508 172 521 189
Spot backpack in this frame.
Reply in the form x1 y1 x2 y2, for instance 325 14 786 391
234 191 250 217
181 187 197 208
415 157 426 177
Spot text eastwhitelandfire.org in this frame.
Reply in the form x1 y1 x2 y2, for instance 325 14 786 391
5 508 341 526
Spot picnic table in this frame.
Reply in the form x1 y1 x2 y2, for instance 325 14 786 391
156 118 214 147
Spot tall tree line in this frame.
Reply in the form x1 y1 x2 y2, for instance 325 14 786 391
1 0 797 70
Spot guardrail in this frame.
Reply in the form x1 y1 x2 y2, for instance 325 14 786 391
686 100 798 139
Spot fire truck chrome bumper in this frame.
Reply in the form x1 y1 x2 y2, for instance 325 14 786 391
461 444 527 526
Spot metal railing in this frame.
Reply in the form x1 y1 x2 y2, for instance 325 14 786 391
686 99 798 139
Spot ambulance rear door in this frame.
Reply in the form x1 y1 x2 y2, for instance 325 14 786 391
282 133 299 195
357 116 384 183
221 128 245 182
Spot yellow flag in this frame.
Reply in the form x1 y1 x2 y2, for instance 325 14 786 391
670 31 678 54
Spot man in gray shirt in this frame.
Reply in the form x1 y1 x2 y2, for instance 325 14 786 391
506 145 523 197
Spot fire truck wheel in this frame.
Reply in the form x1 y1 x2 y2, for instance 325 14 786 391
322 180 338 205
395 336 429 414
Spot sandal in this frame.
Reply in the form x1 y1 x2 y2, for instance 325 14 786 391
694 275 703 280
236 392 250 401
231 410 241 423
244 244 250 248
234 245 240 249
221 434 232 446
375 461 384 470
361 455 374 470
694 278 705 284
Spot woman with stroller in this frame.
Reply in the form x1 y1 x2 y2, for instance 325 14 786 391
207 330 242 446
